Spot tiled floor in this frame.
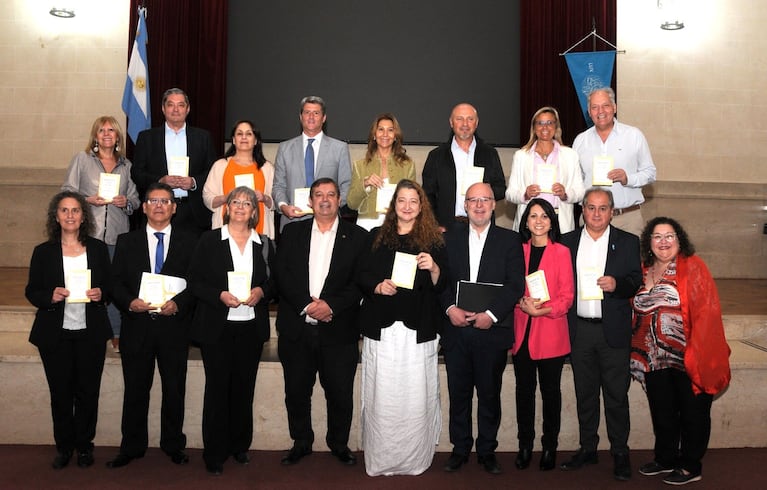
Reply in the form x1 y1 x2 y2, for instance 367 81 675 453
3 267 766 315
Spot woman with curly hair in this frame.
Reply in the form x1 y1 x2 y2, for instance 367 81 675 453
357 179 447 476
25 191 112 469
632 217 730 485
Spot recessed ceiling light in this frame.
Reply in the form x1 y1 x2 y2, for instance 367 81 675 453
49 8 75 18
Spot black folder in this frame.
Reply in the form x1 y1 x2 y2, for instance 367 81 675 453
455 280 512 327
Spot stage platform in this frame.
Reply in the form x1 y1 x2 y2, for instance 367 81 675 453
1 267 766 452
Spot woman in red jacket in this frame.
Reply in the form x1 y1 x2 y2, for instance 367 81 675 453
512 198 574 471
632 217 730 486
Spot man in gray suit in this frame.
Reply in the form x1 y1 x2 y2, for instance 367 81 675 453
272 96 352 230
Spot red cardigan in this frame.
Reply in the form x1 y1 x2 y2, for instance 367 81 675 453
675 254 731 395
512 240 574 359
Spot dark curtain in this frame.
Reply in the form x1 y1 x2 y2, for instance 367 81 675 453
520 0 617 146
125 0 228 158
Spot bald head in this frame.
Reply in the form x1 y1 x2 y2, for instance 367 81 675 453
450 103 479 142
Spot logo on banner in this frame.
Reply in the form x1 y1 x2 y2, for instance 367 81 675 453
564 51 616 126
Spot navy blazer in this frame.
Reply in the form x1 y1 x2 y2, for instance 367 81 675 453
422 136 506 228
131 125 216 229
441 223 525 350
188 228 275 345
560 226 641 348
274 218 367 346
111 227 198 354
25 238 112 350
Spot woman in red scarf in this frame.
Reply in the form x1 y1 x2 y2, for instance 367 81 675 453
631 217 730 486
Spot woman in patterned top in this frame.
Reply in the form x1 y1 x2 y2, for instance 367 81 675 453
631 217 730 486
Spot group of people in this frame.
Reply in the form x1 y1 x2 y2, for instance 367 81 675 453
25 86 730 485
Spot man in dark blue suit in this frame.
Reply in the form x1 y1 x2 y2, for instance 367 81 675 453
106 182 197 468
559 188 641 481
274 178 368 467
132 88 216 236
440 183 525 474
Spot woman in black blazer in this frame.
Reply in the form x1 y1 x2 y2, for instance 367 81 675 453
189 186 275 475
25 191 112 470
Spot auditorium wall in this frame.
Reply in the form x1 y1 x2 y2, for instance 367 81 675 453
0 0 764 277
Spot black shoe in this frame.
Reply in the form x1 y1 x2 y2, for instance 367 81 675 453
639 460 673 476
206 462 223 476
106 453 139 469
515 448 532 470
443 452 468 472
613 453 632 481
330 447 357 466
540 449 557 471
168 450 189 465
478 453 502 474
280 445 312 465
76 449 94 468
233 452 250 465
662 468 702 485
560 449 598 470
52 450 72 470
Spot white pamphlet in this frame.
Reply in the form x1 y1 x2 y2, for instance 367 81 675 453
65 269 91 303
391 251 418 290
234 173 255 190
227 271 251 303
98 173 120 202
525 270 550 302
138 272 165 307
460 166 485 195
375 182 396 213
168 156 190 177
536 164 557 193
293 187 313 214
591 156 614 186
579 266 604 300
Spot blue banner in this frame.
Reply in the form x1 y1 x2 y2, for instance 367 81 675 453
564 51 615 127
122 8 151 144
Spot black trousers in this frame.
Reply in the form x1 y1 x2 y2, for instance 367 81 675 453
570 319 631 455
277 326 358 452
119 325 189 456
38 330 106 454
512 335 566 451
199 320 264 466
443 327 508 457
645 368 713 475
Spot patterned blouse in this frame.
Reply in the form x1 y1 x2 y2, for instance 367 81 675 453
630 259 686 389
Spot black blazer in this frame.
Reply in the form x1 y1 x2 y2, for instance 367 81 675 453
25 238 112 350
131 125 216 229
274 218 368 346
421 136 506 228
188 228 275 345
440 223 525 350
560 226 642 348
111 227 198 354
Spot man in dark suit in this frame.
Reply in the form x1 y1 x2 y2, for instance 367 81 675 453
274 177 367 466
131 88 216 236
559 188 641 481
272 95 352 230
440 183 525 474
422 103 506 231
106 182 197 468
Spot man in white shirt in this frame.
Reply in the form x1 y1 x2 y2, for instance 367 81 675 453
573 87 656 236
440 183 525 474
274 178 368 466
559 188 642 481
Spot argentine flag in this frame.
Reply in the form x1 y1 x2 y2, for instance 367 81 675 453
122 8 151 144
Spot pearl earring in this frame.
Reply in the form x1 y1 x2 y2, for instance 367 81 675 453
92 142 99 153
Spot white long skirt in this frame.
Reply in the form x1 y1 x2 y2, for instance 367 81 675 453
361 321 441 476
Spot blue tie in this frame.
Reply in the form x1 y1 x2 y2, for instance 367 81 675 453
304 138 315 187
154 232 165 274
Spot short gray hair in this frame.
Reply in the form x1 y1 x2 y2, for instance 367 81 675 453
587 87 616 106
300 95 326 114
